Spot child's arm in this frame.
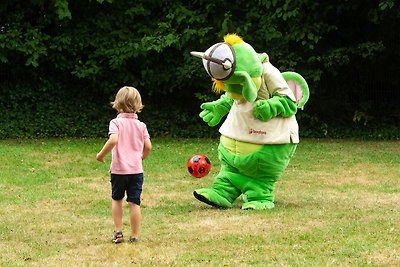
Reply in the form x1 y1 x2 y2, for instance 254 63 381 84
96 133 118 163
142 138 152 160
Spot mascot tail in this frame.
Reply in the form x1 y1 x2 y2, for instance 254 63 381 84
282 72 309 109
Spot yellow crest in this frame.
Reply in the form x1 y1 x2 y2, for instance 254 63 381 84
212 78 225 94
224 33 244 45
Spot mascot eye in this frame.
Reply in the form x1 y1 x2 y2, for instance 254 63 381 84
202 43 236 81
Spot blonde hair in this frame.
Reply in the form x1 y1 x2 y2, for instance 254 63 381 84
111 86 144 113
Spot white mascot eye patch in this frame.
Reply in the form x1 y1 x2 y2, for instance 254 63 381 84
191 43 236 81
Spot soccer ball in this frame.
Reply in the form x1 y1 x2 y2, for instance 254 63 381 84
187 154 211 178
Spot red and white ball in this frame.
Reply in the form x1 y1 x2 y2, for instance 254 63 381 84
187 154 211 178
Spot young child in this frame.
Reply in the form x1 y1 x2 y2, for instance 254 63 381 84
96 86 152 243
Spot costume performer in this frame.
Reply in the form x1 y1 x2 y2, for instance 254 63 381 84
190 34 309 210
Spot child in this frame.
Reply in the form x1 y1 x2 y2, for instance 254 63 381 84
96 86 152 243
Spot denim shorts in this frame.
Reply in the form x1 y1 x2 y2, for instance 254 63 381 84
110 173 144 205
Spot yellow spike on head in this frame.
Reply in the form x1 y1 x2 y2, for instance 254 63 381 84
224 33 244 45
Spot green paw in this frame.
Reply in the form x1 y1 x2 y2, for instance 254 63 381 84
241 201 275 210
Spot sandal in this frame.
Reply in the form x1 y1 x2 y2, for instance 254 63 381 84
129 237 140 243
112 231 124 243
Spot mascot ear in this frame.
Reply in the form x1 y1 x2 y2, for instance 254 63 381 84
258 52 269 63
235 71 257 102
282 72 309 109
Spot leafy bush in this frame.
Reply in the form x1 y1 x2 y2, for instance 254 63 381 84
0 0 398 139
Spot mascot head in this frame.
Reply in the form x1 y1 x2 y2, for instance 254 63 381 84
191 34 266 102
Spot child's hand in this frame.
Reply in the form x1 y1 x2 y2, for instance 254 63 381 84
96 153 105 163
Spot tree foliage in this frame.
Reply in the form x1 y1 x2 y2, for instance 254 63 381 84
0 0 399 139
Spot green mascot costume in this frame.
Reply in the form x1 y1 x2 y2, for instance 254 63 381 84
190 34 309 210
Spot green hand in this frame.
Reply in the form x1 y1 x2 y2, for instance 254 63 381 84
199 94 233 127
253 95 297 121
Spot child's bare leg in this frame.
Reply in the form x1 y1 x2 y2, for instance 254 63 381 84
128 202 141 238
112 199 123 231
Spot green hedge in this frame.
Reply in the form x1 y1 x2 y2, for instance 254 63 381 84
0 0 399 139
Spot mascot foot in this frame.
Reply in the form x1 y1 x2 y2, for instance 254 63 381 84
193 189 232 208
241 201 275 210
193 191 222 208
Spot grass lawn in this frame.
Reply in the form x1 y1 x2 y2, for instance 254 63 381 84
0 138 399 266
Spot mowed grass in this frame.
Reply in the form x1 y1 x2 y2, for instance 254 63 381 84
0 138 399 266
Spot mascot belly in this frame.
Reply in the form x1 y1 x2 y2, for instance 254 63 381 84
191 34 309 210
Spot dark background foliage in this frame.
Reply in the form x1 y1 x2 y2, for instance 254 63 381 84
1 0 399 139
